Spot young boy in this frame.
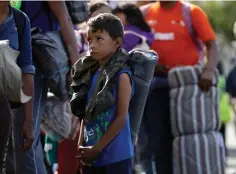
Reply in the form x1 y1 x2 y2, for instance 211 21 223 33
42 4 113 174
75 13 134 174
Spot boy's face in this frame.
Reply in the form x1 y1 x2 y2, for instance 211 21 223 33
87 27 122 61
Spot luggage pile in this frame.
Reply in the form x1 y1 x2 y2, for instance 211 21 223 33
168 65 225 174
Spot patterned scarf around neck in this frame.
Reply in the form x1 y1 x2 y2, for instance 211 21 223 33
71 49 130 122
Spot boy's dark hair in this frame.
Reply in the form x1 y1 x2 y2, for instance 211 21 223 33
113 4 151 33
87 13 124 40
89 2 111 16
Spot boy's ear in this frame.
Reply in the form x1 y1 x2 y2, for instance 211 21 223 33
115 37 123 49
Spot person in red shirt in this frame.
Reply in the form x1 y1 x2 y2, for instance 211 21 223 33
137 1 218 174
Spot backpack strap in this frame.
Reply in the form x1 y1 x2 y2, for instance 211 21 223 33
181 2 204 63
181 2 194 36
12 8 25 53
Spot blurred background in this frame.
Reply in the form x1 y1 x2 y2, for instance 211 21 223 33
193 1 236 75
97 0 236 74
91 1 236 173
106 1 236 173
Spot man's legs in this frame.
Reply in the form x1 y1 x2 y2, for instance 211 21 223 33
142 87 173 174
7 69 47 174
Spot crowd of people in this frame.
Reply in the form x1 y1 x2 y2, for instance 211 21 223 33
0 0 231 174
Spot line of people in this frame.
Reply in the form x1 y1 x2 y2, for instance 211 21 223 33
0 1 223 174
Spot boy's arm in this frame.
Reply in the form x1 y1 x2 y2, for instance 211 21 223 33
93 73 132 152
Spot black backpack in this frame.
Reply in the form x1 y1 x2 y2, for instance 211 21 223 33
13 4 71 101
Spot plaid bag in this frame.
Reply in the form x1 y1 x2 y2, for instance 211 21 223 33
168 65 218 89
173 131 225 174
168 65 220 137
41 93 80 141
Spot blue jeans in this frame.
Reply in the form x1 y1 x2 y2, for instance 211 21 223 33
7 68 47 174
138 87 173 174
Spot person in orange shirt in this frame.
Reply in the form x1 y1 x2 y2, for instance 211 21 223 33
142 0 218 88
136 1 218 174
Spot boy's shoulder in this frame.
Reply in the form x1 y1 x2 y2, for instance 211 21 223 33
115 67 134 94
116 67 132 78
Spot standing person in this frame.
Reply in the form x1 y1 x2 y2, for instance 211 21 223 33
113 4 154 52
139 1 218 173
7 1 85 174
56 3 112 174
113 4 154 173
40 2 112 174
0 1 34 172
73 13 134 174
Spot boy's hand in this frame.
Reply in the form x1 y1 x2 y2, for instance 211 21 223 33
198 69 214 92
76 146 100 165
